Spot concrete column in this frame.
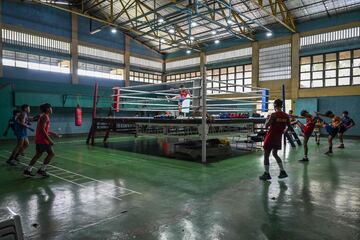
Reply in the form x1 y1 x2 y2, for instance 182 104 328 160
161 59 166 82
200 51 207 163
291 33 300 107
0 0 3 78
251 41 259 88
70 13 79 84
124 35 131 87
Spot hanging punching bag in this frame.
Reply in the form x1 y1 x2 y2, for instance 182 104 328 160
75 104 82 126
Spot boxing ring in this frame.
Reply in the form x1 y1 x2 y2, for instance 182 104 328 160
87 78 269 163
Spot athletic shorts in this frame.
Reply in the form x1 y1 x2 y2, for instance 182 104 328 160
16 135 28 141
339 125 348 134
36 144 54 154
325 125 339 137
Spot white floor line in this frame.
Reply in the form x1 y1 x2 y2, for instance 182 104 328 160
41 154 142 195
68 212 127 234
116 192 137 198
2 150 141 196
0 156 124 201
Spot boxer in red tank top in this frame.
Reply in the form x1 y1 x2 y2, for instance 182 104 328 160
295 110 324 162
23 103 59 178
260 99 289 181
173 85 190 116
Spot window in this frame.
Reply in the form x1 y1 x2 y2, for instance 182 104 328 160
78 61 123 80
79 45 124 64
129 56 162 71
165 64 252 94
207 64 252 94
206 47 252 63
130 70 162 83
166 70 200 82
300 27 360 48
166 57 200 71
2 50 70 74
300 48 360 88
259 44 291 81
2 28 70 54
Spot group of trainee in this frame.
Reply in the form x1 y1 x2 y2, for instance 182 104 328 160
259 99 355 181
3 103 59 177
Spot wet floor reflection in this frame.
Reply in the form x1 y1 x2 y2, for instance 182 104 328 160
101 138 252 162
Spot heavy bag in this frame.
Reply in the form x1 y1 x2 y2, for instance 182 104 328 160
112 87 120 112
75 104 82 126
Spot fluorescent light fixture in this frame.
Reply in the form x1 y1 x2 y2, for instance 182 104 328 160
158 18 165 23
266 32 273 37
160 39 165 43
90 28 102 35
211 30 217 35
169 28 175 34
186 49 191 54
227 19 234 25
191 22 198 27
111 28 117 33
214 39 220 44
189 36 195 40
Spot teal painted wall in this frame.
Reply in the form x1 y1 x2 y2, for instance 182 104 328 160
296 96 360 137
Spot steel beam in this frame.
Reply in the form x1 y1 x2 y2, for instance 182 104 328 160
250 0 296 32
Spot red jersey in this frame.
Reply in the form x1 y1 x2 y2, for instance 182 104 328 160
263 111 289 150
35 114 50 145
303 117 316 137
180 89 189 98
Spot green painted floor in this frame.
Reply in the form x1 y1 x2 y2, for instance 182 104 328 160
0 137 359 240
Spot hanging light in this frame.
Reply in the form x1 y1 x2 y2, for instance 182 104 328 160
186 49 191 54
189 36 195 41
266 32 273 37
169 28 175 34
158 18 165 23
191 22 198 27
211 30 217 35
227 19 234 25
111 28 117 33
214 39 220 44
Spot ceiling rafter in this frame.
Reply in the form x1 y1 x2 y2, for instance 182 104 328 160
250 0 296 32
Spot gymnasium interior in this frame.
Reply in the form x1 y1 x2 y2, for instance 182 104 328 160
0 0 359 239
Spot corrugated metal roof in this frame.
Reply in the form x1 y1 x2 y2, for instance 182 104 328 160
75 0 360 53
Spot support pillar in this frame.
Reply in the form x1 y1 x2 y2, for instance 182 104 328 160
124 35 131 87
291 33 300 109
200 51 207 163
71 13 79 84
251 41 259 88
0 0 3 78
161 59 166 82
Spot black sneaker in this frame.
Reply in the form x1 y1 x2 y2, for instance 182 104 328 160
37 169 50 178
259 172 271 181
316 142 320 145
299 157 309 162
337 144 344 149
6 159 18 166
278 170 288 179
324 151 333 155
23 169 35 177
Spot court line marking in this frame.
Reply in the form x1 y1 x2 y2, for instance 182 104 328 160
4 150 141 195
43 153 142 194
0 154 124 201
68 212 127 234
1 152 142 199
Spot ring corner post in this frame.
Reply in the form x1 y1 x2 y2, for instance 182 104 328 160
86 82 99 145
200 51 207 164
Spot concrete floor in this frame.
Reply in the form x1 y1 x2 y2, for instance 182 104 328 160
0 136 359 240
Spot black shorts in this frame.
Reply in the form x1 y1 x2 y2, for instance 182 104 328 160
36 144 54 154
339 126 348 134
